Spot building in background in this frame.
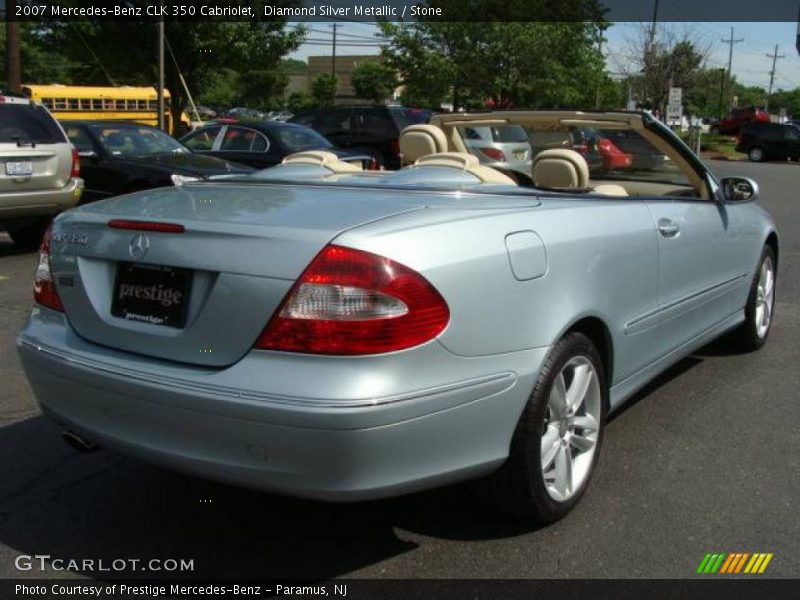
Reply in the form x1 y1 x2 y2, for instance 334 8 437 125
288 55 400 105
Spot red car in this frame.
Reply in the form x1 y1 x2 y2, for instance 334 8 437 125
713 106 770 136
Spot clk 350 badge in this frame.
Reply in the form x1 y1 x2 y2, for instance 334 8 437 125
52 232 88 246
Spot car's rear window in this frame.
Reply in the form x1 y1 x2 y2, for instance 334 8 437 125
490 125 529 143
0 103 66 144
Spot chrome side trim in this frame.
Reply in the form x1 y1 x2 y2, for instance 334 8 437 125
17 337 516 410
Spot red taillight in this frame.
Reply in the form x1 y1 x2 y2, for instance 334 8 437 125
108 220 185 233
70 147 80 178
389 138 401 156
479 147 506 161
33 225 64 312
367 157 379 170
255 245 450 355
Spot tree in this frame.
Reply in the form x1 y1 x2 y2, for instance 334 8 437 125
378 2 608 110
39 20 304 126
311 73 337 107
623 25 708 115
351 59 397 104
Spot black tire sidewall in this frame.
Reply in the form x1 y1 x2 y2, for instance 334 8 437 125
741 246 776 350
508 332 608 522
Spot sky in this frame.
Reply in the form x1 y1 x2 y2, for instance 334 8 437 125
288 21 800 92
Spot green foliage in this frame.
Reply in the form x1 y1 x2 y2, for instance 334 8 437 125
286 91 314 113
350 60 396 104
311 73 337 108
640 39 705 114
279 58 309 75
0 23 79 87
34 19 304 120
378 10 608 110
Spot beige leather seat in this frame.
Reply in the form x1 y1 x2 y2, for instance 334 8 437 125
532 149 627 196
399 124 448 164
282 150 362 173
414 152 516 185
532 149 590 191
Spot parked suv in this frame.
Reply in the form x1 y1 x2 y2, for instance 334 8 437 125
713 106 770 136
289 106 414 169
0 94 83 247
736 122 800 162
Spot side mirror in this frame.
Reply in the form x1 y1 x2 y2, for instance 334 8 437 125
720 176 759 203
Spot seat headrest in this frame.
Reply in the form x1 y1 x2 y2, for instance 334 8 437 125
532 149 589 191
282 150 361 173
412 152 517 185
399 124 448 164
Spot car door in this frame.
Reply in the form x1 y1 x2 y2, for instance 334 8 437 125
643 146 749 353
213 125 271 168
181 125 222 154
63 124 116 202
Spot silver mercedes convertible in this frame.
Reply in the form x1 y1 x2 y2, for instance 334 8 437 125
17 111 778 523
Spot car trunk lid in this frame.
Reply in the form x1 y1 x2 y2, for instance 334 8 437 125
49 183 427 367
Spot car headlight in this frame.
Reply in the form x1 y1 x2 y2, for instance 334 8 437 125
170 174 201 186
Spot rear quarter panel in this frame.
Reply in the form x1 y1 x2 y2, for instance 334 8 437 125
335 196 660 385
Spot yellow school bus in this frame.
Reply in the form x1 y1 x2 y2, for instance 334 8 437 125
22 84 178 133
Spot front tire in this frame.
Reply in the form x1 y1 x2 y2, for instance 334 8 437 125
483 332 607 522
730 246 776 351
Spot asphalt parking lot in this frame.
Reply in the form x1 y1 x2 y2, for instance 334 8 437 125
0 159 798 580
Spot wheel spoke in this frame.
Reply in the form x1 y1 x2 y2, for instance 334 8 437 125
554 443 572 496
541 427 560 470
572 414 598 433
764 268 774 298
566 363 593 413
570 433 595 453
762 298 772 326
549 372 567 417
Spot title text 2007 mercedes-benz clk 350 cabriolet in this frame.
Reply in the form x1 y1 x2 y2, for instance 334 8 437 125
18 111 778 522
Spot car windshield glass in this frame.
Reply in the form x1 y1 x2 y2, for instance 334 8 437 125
90 124 189 156
0 104 66 144
275 127 332 152
525 124 691 186
491 125 529 143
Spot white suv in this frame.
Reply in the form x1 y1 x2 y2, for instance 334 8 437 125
0 94 83 247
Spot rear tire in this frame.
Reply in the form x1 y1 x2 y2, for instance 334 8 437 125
729 246 776 352
748 147 765 162
9 218 50 250
481 332 607 522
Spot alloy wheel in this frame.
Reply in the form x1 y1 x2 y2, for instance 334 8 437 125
540 356 602 502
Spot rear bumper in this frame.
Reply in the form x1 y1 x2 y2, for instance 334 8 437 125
17 308 547 501
0 177 83 221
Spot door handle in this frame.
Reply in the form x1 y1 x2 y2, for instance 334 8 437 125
657 218 680 238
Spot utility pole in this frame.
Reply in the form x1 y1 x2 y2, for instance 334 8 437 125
331 23 338 78
721 27 744 112
5 0 22 93
157 6 165 132
765 45 785 111
717 68 726 120
595 37 603 109
648 0 660 49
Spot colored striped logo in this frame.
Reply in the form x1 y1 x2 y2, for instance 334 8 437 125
696 552 774 574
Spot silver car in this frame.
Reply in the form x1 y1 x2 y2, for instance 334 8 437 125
0 94 83 247
459 124 532 181
17 111 777 523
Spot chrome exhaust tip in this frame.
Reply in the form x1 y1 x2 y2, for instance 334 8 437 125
61 430 97 452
